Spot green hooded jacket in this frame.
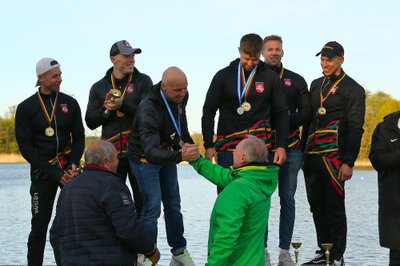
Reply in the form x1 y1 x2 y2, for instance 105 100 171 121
190 156 278 266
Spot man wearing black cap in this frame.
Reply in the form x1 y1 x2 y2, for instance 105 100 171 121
302 42 365 266
15 58 85 265
85 40 153 215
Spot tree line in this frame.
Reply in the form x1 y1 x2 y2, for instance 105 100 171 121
1 90 399 164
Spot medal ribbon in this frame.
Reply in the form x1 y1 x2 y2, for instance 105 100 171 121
110 72 133 102
319 74 346 106
37 91 58 126
237 64 257 105
160 89 181 138
279 67 284 79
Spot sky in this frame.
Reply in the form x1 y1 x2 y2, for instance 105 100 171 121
1 0 399 135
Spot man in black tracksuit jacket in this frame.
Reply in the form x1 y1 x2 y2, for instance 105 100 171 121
369 110 400 265
302 42 365 266
262 35 311 265
202 34 289 189
128 67 196 265
85 40 153 215
15 58 85 266
50 140 159 266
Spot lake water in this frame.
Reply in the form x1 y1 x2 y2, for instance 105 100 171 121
0 163 388 265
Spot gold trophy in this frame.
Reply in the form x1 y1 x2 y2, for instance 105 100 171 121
103 89 122 118
321 243 333 266
291 242 302 266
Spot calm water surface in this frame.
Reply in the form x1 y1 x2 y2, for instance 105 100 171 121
0 164 388 265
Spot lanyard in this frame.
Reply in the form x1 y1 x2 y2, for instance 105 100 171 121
160 89 181 138
319 74 346 105
110 72 132 101
237 64 257 105
37 91 58 126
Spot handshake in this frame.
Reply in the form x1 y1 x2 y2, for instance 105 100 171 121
180 143 201 163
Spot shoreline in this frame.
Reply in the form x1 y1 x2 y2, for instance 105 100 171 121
0 153 373 168
0 154 26 164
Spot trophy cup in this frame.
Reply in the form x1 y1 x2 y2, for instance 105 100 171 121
291 242 302 266
103 89 122 118
321 243 333 266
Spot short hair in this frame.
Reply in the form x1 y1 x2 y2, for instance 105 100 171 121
239 33 263 57
84 140 115 165
263 35 283 45
241 135 269 163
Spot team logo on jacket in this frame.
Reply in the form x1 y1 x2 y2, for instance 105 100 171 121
60 104 68 113
284 79 292 87
127 84 134 94
255 82 264 93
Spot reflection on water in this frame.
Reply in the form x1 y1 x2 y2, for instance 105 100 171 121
0 164 388 265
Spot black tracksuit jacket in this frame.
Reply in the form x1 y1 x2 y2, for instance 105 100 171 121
202 59 289 149
85 67 153 139
15 90 85 182
306 70 365 166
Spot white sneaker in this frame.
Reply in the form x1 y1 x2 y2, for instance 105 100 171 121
169 249 195 266
278 249 295 266
333 257 345 266
265 248 271 266
137 254 154 266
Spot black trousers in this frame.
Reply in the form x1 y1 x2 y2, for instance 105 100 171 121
27 178 59 266
117 157 143 216
303 155 347 261
390 249 400 266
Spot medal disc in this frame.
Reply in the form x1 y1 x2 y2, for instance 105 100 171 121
242 102 252 112
317 106 326 116
116 111 125 117
45 127 55 137
237 106 244 115
179 140 184 148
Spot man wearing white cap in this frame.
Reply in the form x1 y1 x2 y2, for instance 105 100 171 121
85 40 153 215
15 58 85 265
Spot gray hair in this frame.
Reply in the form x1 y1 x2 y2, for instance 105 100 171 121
84 140 116 165
241 135 269 163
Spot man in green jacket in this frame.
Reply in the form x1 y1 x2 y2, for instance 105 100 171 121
183 135 279 265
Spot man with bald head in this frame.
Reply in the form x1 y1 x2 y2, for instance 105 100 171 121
50 140 160 265
128 67 196 265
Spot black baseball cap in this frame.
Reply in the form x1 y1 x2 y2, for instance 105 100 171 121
110 40 142 56
316 41 344 58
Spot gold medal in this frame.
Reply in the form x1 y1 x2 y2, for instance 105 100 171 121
45 127 55 137
242 102 251 112
317 106 326 116
237 106 244 115
116 111 125 117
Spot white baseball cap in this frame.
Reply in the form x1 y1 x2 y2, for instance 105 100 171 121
35 58 60 86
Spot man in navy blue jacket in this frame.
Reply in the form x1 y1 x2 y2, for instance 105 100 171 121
50 140 160 266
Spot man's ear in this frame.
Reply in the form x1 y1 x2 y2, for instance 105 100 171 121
241 153 247 164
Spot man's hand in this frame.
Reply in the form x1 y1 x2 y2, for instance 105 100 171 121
205 147 218 163
148 248 160 266
104 90 122 111
338 163 353 181
273 147 286 165
59 173 73 186
181 143 200 162
59 164 81 186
